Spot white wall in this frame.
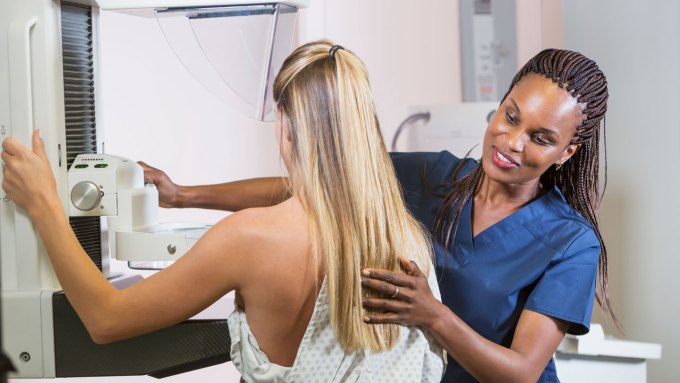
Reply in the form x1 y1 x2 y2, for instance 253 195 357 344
297 0 463 150
563 1 680 381
296 0 555 152
516 0 564 64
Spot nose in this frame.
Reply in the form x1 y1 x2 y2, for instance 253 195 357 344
506 128 525 153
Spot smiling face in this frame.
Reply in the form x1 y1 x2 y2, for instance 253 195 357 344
481 73 585 188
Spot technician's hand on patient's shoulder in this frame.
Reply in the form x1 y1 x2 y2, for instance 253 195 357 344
138 161 181 208
361 257 445 329
1 131 59 216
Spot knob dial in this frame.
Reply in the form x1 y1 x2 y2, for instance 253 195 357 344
71 181 102 211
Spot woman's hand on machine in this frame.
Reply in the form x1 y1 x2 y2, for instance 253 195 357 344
1 130 59 216
138 161 181 208
361 257 445 329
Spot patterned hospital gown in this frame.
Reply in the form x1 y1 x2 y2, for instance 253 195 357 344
227 263 445 382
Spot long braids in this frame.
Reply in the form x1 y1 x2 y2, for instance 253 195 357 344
434 49 617 325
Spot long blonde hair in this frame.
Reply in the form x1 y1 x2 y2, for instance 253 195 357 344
273 40 432 352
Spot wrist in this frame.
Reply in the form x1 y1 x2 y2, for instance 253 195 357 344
28 192 65 224
174 185 189 208
423 301 452 334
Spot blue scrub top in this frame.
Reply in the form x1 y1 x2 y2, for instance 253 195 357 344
391 151 600 383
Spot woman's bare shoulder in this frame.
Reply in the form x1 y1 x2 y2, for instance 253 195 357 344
208 197 308 257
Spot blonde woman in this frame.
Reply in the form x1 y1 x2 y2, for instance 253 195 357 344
1 40 444 381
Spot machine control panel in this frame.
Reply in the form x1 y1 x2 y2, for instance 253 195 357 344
67 154 144 217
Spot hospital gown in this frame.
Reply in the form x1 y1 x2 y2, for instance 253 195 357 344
228 266 445 382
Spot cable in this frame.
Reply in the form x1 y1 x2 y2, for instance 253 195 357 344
0 351 15 382
390 112 431 152
0 248 16 382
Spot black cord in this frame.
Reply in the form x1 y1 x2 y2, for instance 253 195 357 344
0 239 16 381
0 351 15 382
390 112 431 152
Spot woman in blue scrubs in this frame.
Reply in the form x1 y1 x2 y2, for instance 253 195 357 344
361 49 612 382
139 48 612 382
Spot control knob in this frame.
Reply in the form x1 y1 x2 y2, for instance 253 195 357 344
70 181 102 211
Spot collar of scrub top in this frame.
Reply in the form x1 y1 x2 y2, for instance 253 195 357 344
451 186 567 266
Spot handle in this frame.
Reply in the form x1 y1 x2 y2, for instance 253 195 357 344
8 16 38 146
6 16 40 290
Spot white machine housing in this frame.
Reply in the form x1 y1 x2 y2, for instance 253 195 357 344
555 324 662 383
0 0 307 378
68 154 143 217
68 154 210 264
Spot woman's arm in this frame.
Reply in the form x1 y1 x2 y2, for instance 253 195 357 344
361 258 568 383
139 161 289 211
1 133 253 343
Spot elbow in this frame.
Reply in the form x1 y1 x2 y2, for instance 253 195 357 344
501 365 543 383
78 293 130 344
89 330 116 345
507 368 545 383
90 335 112 345
480 372 538 383
85 318 125 345
477 360 543 383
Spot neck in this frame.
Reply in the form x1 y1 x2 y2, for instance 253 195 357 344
475 173 544 207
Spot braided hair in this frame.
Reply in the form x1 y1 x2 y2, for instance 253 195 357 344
434 49 617 324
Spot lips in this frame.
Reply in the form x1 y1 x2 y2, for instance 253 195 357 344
492 147 519 169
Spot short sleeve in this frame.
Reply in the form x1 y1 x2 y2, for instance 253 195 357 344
524 228 600 335
390 152 449 194
390 151 477 235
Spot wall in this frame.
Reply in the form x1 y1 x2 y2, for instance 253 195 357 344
297 0 463 150
563 1 680 381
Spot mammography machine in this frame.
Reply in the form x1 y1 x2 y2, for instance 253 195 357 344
0 0 308 378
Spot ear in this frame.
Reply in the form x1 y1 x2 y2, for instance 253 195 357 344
557 143 580 165
283 119 292 143
278 109 293 143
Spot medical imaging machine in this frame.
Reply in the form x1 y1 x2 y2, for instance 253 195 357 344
0 0 307 378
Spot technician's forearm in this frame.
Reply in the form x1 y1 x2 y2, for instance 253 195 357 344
426 306 539 383
176 177 290 211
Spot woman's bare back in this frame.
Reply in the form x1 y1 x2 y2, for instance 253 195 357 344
230 197 321 366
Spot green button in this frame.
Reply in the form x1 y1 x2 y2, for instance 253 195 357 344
74 164 88 169
94 164 108 169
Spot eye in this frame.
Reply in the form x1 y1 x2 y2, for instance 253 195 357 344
531 133 552 146
505 112 518 125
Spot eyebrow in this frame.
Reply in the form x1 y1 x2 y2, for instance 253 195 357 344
535 127 559 138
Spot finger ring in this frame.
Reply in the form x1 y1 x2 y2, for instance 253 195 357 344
389 286 399 299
